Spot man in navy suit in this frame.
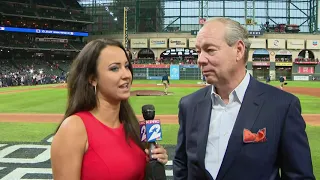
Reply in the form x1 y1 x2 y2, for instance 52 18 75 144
173 17 315 180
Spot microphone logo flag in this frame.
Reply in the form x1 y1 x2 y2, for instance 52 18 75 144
139 121 147 142
146 120 162 142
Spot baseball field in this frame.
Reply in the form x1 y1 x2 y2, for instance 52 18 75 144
0 80 319 179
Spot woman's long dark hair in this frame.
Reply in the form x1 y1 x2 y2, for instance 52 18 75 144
56 38 145 151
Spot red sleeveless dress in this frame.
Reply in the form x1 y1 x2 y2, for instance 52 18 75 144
75 111 146 180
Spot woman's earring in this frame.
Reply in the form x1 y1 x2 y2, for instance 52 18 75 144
94 86 96 95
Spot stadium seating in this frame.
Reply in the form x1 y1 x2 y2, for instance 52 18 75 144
0 2 36 16
64 0 82 10
0 0 92 22
0 0 197 87
134 57 197 65
0 0 89 86
8 0 30 3
36 7 73 20
35 0 64 8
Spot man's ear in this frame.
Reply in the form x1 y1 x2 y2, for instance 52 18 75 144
89 75 97 86
235 40 245 62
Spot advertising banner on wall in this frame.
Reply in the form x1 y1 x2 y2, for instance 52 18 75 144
180 64 199 68
147 76 163 80
169 38 187 48
275 62 293 66
133 73 147 78
294 61 319 65
253 49 269 55
252 62 270 66
150 38 167 48
276 50 292 56
298 66 314 74
170 65 180 80
267 39 285 49
249 38 266 49
35 38 68 43
286 39 305 50
306 40 320 49
132 64 170 68
189 38 196 48
130 39 148 49
293 76 309 81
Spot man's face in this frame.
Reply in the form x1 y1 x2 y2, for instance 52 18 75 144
195 21 242 85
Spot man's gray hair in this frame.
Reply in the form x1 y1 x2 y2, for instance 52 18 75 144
205 17 251 62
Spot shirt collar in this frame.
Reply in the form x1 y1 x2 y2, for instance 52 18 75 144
211 71 250 103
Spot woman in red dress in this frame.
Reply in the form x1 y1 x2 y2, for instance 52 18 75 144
50 39 168 180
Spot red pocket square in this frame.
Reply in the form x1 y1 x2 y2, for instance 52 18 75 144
243 128 267 143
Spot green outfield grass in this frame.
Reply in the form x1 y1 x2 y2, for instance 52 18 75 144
267 80 320 88
0 80 319 93
306 125 320 178
0 87 319 114
0 80 320 178
0 84 56 92
133 80 199 84
132 79 320 88
0 88 68 113
0 122 58 143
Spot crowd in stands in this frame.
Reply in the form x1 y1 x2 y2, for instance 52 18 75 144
0 33 84 88
0 0 91 34
0 0 90 87
1 50 198 88
0 49 71 87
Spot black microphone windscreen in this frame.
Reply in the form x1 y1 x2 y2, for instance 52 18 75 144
142 104 155 120
142 104 155 112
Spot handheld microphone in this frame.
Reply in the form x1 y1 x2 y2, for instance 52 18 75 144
142 104 163 159
141 104 166 180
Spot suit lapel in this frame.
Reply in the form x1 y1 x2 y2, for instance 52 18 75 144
195 86 212 172
216 77 265 180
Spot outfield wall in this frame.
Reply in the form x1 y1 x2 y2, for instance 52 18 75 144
132 64 202 80
133 64 320 81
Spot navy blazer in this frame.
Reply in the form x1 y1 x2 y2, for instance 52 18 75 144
173 76 315 180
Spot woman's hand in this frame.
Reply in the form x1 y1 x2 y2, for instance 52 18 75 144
145 144 168 165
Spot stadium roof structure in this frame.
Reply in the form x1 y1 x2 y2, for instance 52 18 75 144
77 0 318 34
